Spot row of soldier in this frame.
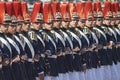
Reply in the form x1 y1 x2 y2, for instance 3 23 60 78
0 1 120 80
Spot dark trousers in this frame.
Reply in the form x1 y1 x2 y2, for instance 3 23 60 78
25 61 35 80
2 65 13 80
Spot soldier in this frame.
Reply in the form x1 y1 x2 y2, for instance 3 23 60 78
0 2 13 80
83 2 98 80
68 2 82 80
60 2 73 80
5 12 24 80
42 2 59 80
93 2 107 80
20 2 36 80
13 1 28 80
51 2 68 80
113 2 120 78
103 2 116 80
109 2 119 80
77 2 90 80
30 2 45 80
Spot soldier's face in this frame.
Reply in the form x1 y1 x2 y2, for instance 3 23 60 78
44 23 52 30
70 20 77 27
0 25 8 33
85 20 92 27
92 20 96 27
53 21 61 28
96 19 103 26
22 23 30 32
8 25 16 34
16 24 22 33
62 21 69 28
104 19 111 26
116 20 120 25
78 21 85 28
33 23 41 30
111 19 115 26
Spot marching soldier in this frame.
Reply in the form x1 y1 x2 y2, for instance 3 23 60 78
51 2 68 80
13 1 28 80
42 2 59 80
93 2 107 80
102 2 116 80
68 2 82 80
0 2 13 80
30 2 45 80
109 2 119 80
113 2 120 78
82 2 98 80
5 2 26 80
20 2 36 80
60 2 73 80
77 2 90 80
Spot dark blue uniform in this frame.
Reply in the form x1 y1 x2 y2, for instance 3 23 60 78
68 27 83 71
108 25 118 65
61 28 74 72
53 28 67 74
76 27 90 71
42 29 58 76
14 32 28 80
29 29 45 77
114 25 120 63
0 33 13 80
6 33 24 80
103 24 116 66
20 31 35 80
82 27 98 69
95 25 108 66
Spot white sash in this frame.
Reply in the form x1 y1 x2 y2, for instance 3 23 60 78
54 32 65 47
90 31 99 45
0 37 12 54
69 31 82 49
23 36 35 58
6 37 20 55
108 27 117 42
46 34 57 51
78 30 90 47
96 28 107 41
14 35 24 50
115 28 120 36
62 31 73 50
36 34 45 47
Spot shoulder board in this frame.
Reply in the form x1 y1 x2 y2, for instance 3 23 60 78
66 30 70 32
101 26 108 33
41 32 48 41
28 31 37 41
59 30 64 38
75 28 79 31
118 24 120 30
83 27 90 34
19 34 25 44
50 30 54 34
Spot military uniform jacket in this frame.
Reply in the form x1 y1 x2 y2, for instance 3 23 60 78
68 27 82 50
19 31 35 59
14 32 26 56
6 33 20 59
0 33 12 62
29 29 45 55
41 29 57 55
60 28 73 51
